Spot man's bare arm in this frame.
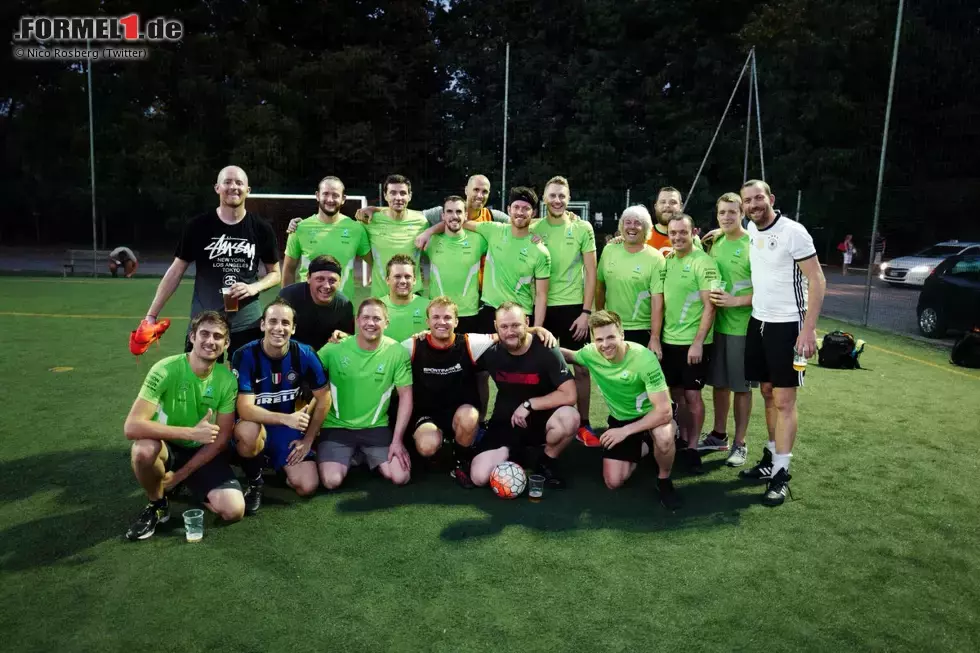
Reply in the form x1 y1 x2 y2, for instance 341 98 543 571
282 256 300 287
146 258 190 321
533 278 549 328
526 379 576 411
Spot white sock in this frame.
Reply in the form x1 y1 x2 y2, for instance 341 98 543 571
772 453 792 476
766 440 776 455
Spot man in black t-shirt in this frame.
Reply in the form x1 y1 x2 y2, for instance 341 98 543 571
473 302 579 489
142 166 281 356
278 255 355 350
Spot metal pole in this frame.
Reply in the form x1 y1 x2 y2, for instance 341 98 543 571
684 49 754 209
751 51 765 182
862 0 905 325
795 190 802 224
501 42 510 211
87 40 98 276
743 56 753 183
625 188 630 207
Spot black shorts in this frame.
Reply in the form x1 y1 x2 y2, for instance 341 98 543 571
164 442 241 501
603 416 653 463
744 317 804 388
184 324 262 364
411 411 455 439
623 329 651 345
456 314 483 335
661 342 712 390
543 304 589 350
476 408 557 460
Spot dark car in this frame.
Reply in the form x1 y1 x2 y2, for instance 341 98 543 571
916 254 980 338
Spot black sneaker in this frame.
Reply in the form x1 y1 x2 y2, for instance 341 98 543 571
126 499 170 541
244 482 264 515
450 463 475 489
657 478 682 511
681 447 704 475
739 447 773 481
762 468 792 507
536 456 566 489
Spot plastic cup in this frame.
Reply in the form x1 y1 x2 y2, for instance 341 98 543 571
221 287 239 312
709 279 726 293
528 474 545 502
183 508 204 542
792 349 808 372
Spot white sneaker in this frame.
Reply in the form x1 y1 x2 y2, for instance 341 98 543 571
726 444 748 467
697 432 730 452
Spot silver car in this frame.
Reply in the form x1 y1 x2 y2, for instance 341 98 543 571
879 240 980 287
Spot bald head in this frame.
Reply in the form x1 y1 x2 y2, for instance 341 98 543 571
464 174 491 212
214 166 250 209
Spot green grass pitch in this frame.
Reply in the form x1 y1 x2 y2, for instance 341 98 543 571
1 276 979 652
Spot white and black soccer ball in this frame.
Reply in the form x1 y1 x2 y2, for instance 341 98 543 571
489 461 527 499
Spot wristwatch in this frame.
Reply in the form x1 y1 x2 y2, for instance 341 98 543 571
522 400 533 411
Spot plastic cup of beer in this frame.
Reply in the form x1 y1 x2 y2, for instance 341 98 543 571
183 508 204 542
221 287 239 312
528 474 545 502
792 348 808 372
710 279 726 293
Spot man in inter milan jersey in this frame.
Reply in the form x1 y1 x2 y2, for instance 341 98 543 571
661 214 720 474
142 166 281 356
531 176 598 444
700 193 755 467
282 176 371 298
232 299 330 508
123 311 244 541
739 180 825 506
561 311 681 510
596 205 665 355
646 187 702 256
317 298 413 489
380 254 430 342
422 196 489 334
278 255 355 351
471 302 579 489
360 175 429 296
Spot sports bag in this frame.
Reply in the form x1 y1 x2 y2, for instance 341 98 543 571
950 329 980 369
818 331 865 369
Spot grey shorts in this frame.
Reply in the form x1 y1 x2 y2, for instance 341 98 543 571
707 333 756 393
317 427 391 470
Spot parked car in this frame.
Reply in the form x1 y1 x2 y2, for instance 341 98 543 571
880 240 980 287
916 254 980 338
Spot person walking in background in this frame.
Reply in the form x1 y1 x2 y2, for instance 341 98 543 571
838 234 856 276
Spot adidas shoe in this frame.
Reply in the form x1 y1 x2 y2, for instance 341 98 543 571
126 499 170 541
697 432 730 452
726 444 748 467
762 468 792 507
739 447 773 481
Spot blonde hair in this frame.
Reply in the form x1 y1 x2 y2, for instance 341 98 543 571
426 296 459 319
715 192 743 213
588 310 624 333
544 176 570 193
618 205 653 242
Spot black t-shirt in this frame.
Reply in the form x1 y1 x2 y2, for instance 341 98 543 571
407 333 495 416
278 282 355 351
175 211 278 331
477 338 573 420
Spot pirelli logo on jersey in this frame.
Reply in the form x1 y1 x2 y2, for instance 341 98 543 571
255 388 299 406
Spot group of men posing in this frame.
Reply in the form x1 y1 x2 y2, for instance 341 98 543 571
122 165 825 540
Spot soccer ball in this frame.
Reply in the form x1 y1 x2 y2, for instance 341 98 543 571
489 462 527 499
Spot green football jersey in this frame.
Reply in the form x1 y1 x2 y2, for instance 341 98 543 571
474 222 551 313
597 243 665 330
380 294 430 343
318 336 412 429
284 215 370 298
425 230 488 317
662 249 720 345
709 233 753 336
574 342 668 421
530 216 596 306
364 210 429 297
137 354 237 448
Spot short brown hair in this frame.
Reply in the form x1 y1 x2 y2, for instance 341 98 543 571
716 192 743 212
588 310 624 333
357 297 388 319
667 214 695 231
262 297 295 321
495 301 526 318
384 174 412 193
316 176 345 194
741 179 771 196
426 295 459 319
658 186 683 201
189 310 230 341
443 195 465 208
385 253 417 278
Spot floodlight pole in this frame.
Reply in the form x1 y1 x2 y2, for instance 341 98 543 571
87 40 98 276
684 49 753 210
862 0 905 326
743 58 753 183
751 51 765 182
501 42 510 212
795 190 802 224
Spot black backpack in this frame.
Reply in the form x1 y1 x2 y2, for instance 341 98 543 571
951 330 980 369
818 331 865 369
